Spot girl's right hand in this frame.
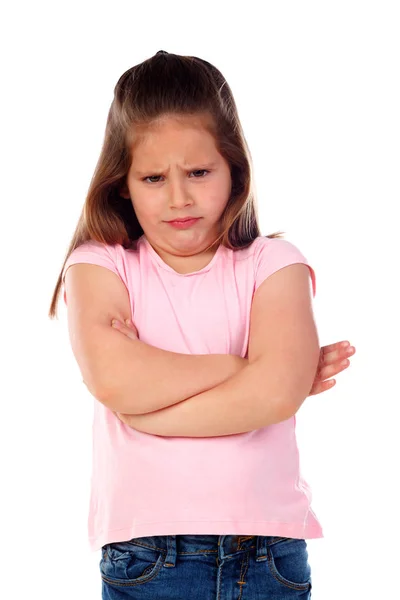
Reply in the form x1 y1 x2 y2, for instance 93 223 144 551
111 318 138 339
309 340 356 396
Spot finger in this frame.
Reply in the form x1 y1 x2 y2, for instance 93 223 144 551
321 341 351 354
320 344 356 365
309 378 336 396
111 320 137 339
125 319 139 334
111 319 133 332
317 360 350 383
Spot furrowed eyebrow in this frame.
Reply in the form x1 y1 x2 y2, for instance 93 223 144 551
133 162 219 176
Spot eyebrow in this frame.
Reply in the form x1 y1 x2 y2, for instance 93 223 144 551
133 161 219 176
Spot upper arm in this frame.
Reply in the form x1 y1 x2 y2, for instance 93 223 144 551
248 263 320 414
64 263 132 403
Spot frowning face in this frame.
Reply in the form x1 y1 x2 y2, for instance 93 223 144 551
120 114 232 271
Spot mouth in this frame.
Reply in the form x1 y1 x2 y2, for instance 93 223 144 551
165 217 201 228
166 217 199 223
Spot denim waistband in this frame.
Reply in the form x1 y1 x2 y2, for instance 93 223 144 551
111 535 292 567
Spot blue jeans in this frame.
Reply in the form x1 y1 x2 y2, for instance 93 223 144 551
100 534 312 598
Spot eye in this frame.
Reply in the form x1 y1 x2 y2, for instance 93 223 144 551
143 175 162 183
191 169 209 178
142 170 210 184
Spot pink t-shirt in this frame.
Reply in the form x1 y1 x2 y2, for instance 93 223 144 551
62 234 323 552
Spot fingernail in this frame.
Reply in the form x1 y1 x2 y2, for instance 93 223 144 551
125 319 131 325
112 320 119 327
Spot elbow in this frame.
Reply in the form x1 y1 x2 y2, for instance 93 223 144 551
88 381 122 412
80 373 117 410
95 380 146 415
95 385 131 414
84 362 143 414
84 369 127 412
80 368 119 411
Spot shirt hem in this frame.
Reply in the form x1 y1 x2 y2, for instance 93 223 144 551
90 519 324 552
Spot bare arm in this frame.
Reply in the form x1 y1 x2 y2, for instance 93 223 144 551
116 356 293 437
98 332 247 414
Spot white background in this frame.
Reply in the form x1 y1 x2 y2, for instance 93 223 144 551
1 1 399 598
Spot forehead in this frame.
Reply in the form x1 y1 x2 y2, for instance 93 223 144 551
134 115 214 146
130 115 221 169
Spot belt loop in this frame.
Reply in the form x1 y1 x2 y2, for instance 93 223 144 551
256 536 268 562
164 535 177 567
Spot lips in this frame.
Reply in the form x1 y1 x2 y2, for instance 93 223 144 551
167 217 198 223
166 217 200 229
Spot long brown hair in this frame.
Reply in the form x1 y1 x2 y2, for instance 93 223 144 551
48 50 284 319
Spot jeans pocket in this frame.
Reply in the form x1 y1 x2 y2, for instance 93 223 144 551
100 541 166 587
267 537 312 591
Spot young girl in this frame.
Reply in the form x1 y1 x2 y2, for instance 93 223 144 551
49 50 355 599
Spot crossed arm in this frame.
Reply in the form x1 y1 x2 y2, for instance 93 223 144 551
102 264 321 438
114 355 297 437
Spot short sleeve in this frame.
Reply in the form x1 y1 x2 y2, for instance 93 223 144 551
62 240 121 305
254 237 316 297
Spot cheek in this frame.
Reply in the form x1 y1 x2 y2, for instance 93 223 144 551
212 177 231 211
206 194 230 219
132 199 158 221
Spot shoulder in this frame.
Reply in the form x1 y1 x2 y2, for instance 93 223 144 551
231 235 307 266
252 234 306 257
62 239 142 290
250 236 316 298
63 240 119 281
61 240 140 306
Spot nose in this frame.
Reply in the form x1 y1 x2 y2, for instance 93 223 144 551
167 177 194 209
